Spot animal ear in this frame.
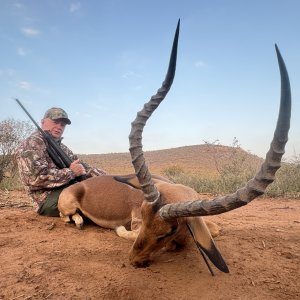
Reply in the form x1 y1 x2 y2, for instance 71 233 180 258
113 174 142 189
186 217 229 274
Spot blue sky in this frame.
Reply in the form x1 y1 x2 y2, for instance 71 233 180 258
1 1 299 160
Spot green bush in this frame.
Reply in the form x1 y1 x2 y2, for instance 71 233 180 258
162 167 217 193
0 173 23 191
0 118 34 186
163 154 300 199
266 156 300 198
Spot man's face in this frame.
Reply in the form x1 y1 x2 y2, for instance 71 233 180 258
41 118 67 140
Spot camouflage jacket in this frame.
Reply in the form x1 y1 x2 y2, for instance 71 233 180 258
15 131 106 210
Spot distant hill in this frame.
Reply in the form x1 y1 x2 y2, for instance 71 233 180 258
79 144 262 176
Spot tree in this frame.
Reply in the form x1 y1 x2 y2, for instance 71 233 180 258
0 118 34 182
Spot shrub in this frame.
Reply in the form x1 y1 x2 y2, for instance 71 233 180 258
163 147 300 199
0 173 23 191
266 155 300 198
0 118 34 187
216 151 258 194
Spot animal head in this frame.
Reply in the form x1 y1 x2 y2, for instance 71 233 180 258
125 19 292 270
128 201 178 267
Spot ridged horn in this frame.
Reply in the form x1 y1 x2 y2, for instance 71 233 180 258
129 20 180 202
159 44 291 219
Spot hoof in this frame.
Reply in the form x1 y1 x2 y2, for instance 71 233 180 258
76 223 84 230
59 212 71 223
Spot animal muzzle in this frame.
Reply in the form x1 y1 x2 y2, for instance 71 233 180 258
129 251 153 268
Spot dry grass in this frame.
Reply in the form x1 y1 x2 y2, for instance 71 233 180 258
2 144 299 198
79 144 261 176
78 144 299 198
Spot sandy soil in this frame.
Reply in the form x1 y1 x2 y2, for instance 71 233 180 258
0 190 299 300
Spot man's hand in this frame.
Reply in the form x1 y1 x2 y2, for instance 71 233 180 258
69 159 86 176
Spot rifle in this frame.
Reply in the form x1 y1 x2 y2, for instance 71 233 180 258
16 99 86 182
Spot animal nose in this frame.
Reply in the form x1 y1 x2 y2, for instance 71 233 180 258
130 253 152 268
131 258 152 268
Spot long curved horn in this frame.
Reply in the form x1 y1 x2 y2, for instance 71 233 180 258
129 20 180 202
159 44 291 220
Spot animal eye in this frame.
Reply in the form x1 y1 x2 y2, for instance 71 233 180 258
156 235 166 242
156 225 178 242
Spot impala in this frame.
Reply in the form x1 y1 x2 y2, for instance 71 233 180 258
58 19 291 274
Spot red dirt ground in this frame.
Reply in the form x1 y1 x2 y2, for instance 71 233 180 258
0 190 299 300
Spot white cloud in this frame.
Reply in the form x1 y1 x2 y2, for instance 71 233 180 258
195 60 206 68
70 2 81 13
17 47 26 56
18 81 32 90
21 27 40 37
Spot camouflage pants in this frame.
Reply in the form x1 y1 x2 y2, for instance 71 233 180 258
37 187 66 217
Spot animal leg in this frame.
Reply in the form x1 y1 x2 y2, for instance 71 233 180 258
115 226 138 241
116 207 142 240
59 212 71 223
58 189 84 229
130 208 142 232
59 211 84 229
71 213 84 230
205 219 221 237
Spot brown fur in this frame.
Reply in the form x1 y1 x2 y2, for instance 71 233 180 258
126 179 222 268
59 175 144 239
58 174 221 268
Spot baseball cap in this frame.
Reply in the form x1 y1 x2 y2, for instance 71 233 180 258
43 107 71 125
